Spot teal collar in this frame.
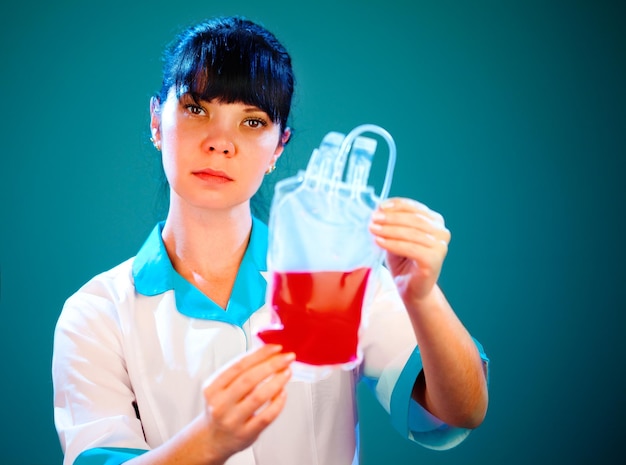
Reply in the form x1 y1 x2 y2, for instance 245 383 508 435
132 218 268 327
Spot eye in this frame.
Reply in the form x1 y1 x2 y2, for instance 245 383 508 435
243 117 268 129
178 94 206 116
184 104 206 116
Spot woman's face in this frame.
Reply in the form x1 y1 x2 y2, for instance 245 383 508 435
151 88 287 212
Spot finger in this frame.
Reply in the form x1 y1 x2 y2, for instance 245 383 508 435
375 235 448 262
233 386 289 442
379 197 444 223
371 211 449 240
245 387 289 435
222 353 293 407
203 344 284 394
373 229 448 252
370 215 451 248
204 351 295 416
374 199 446 231
236 365 292 423
208 362 292 432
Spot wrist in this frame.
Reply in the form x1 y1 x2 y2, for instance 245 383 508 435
403 284 440 314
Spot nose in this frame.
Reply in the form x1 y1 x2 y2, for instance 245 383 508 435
204 133 236 156
208 143 235 155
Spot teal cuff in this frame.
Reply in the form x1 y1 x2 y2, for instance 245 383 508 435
74 447 148 465
389 346 424 435
389 338 489 445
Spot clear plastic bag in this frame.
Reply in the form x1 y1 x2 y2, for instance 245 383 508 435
256 124 396 381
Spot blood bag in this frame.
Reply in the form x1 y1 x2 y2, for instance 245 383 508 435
256 124 396 381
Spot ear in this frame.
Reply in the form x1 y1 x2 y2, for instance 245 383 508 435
150 96 162 143
272 127 291 160
281 127 292 146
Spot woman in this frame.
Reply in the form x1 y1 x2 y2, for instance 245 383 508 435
52 16 489 465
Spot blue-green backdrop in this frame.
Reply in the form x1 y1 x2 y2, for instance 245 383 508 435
1 0 624 464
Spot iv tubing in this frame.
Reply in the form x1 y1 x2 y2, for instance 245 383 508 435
333 124 396 200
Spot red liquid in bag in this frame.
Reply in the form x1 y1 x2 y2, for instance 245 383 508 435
257 268 371 366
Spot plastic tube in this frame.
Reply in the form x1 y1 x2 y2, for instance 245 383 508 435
333 124 396 200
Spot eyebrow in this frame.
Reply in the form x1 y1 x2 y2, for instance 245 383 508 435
242 106 267 113
179 93 269 116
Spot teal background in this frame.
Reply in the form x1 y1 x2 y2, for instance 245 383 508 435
1 0 624 463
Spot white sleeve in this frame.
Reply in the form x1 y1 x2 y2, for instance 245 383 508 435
359 266 419 390
359 266 486 450
52 278 149 465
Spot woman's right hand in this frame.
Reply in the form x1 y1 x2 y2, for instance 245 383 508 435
198 344 295 463
128 344 294 465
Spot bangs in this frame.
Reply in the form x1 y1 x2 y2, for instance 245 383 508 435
168 29 291 125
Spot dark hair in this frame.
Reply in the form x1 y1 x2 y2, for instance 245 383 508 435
152 16 295 222
157 16 294 132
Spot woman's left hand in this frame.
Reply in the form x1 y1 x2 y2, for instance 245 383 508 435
369 197 451 303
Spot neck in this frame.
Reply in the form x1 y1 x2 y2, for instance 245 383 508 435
161 200 253 280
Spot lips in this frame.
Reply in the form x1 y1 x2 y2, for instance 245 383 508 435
192 168 234 183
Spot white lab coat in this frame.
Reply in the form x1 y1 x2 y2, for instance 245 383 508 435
52 219 480 465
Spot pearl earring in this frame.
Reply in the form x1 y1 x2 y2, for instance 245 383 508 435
150 137 161 151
